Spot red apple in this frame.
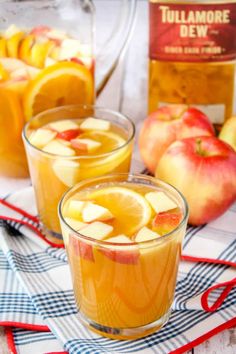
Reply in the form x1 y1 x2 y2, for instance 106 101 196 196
139 105 215 173
155 136 236 225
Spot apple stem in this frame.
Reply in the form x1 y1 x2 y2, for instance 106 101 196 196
196 138 205 156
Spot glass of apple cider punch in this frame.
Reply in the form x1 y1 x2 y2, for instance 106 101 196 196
23 105 135 244
59 173 189 340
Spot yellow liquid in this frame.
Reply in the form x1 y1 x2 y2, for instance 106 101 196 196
62 183 184 338
26 121 133 242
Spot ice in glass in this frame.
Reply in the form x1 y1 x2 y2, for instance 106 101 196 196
59 174 188 339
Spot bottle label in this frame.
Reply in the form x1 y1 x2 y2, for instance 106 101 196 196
150 1 236 62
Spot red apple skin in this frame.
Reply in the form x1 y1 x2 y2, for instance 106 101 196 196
30 26 51 36
99 246 139 265
57 129 81 141
71 139 88 152
139 106 215 174
69 57 85 66
153 211 182 234
69 235 94 262
155 136 236 225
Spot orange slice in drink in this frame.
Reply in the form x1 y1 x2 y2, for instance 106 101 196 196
89 187 152 236
79 131 126 154
23 61 94 120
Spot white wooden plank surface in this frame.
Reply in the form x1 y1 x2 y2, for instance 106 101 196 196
0 1 235 353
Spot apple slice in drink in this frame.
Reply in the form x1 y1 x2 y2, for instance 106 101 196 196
65 217 87 231
81 203 114 222
57 129 81 141
71 138 101 153
43 140 75 155
69 233 94 261
66 200 87 219
80 221 113 239
99 235 140 265
80 117 111 131
49 119 79 132
135 226 160 242
152 211 182 235
29 128 56 148
135 227 161 257
145 192 177 213
52 159 80 187
71 221 114 261
61 217 87 246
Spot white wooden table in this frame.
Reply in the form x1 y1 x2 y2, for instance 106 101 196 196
0 1 235 353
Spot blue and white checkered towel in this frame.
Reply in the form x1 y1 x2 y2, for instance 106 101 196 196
0 187 235 354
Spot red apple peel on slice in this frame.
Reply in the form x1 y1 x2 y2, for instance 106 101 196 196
69 235 94 262
57 129 81 141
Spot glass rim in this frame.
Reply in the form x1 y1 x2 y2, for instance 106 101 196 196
58 173 189 247
22 104 135 160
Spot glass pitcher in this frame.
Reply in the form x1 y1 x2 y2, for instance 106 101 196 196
0 0 137 178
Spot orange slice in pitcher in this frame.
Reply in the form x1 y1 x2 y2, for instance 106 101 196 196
23 61 94 120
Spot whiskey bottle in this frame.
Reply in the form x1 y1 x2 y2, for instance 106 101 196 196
149 0 236 132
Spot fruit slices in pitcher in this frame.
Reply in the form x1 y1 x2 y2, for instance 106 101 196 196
0 24 94 115
0 24 94 177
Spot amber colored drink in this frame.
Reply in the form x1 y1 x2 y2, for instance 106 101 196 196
23 106 134 244
0 24 94 177
59 174 188 339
